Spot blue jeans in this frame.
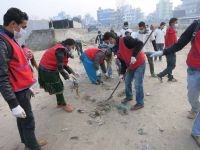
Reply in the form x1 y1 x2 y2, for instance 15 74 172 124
192 112 200 136
16 89 40 150
187 67 200 112
107 65 112 77
125 63 145 105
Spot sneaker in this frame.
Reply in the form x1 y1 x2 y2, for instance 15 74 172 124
187 110 197 119
24 139 48 150
191 134 200 147
121 98 133 104
168 78 177 82
130 104 144 111
63 104 74 112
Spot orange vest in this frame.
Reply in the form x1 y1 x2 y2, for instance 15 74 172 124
84 48 105 64
40 44 68 70
118 38 145 70
0 32 36 92
187 30 200 69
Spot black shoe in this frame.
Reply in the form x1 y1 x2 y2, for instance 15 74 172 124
168 78 177 82
121 98 133 104
131 104 144 111
157 75 163 83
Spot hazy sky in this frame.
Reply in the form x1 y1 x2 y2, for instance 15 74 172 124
0 0 182 23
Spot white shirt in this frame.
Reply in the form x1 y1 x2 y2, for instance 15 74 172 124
120 28 133 37
131 30 155 53
154 28 166 44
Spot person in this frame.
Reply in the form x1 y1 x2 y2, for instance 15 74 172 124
120 21 132 37
75 40 83 57
154 22 166 61
98 44 113 78
125 29 132 37
95 31 104 45
103 32 146 110
150 19 200 147
39 39 78 112
132 21 157 77
0 8 47 150
157 18 178 82
110 28 117 37
80 47 112 84
21 44 38 71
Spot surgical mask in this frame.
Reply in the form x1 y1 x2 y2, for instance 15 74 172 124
175 23 179 28
108 43 115 48
139 29 145 34
123 26 128 30
14 28 26 39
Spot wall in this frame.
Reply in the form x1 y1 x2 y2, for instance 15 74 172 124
26 29 54 50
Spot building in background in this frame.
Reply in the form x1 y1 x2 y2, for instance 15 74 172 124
173 0 200 18
97 7 116 26
156 0 173 21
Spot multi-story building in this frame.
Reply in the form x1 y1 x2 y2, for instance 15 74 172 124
97 7 116 26
156 0 173 21
174 0 200 17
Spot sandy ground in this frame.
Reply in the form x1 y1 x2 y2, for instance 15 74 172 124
0 44 199 150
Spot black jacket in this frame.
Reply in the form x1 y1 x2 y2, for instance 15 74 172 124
0 26 20 109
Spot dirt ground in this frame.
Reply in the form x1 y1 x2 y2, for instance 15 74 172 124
0 44 199 150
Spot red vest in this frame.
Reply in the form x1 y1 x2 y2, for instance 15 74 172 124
85 48 105 64
0 33 36 92
165 27 177 48
186 30 200 69
40 44 68 70
118 38 145 70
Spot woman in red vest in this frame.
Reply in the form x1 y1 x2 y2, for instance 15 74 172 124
39 39 78 112
80 48 112 84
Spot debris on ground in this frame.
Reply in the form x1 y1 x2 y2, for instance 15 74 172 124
70 136 79 140
61 128 69 132
138 128 147 135
115 103 131 115
146 92 151 96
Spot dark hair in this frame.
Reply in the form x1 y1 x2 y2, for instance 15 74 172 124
105 49 112 59
62 38 75 46
169 18 178 25
3 8 29 26
160 22 166 26
124 22 128 26
21 44 25 48
98 31 101 34
138 21 145 27
103 32 116 41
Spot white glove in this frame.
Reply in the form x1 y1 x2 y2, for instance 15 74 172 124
150 51 163 57
96 70 101 76
12 105 26 118
119 75 124 82
105 72 109 77
130 57 136 64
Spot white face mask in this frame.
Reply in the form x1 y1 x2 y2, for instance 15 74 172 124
108 43 115 48
175 23 179 28
14 28 26 39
